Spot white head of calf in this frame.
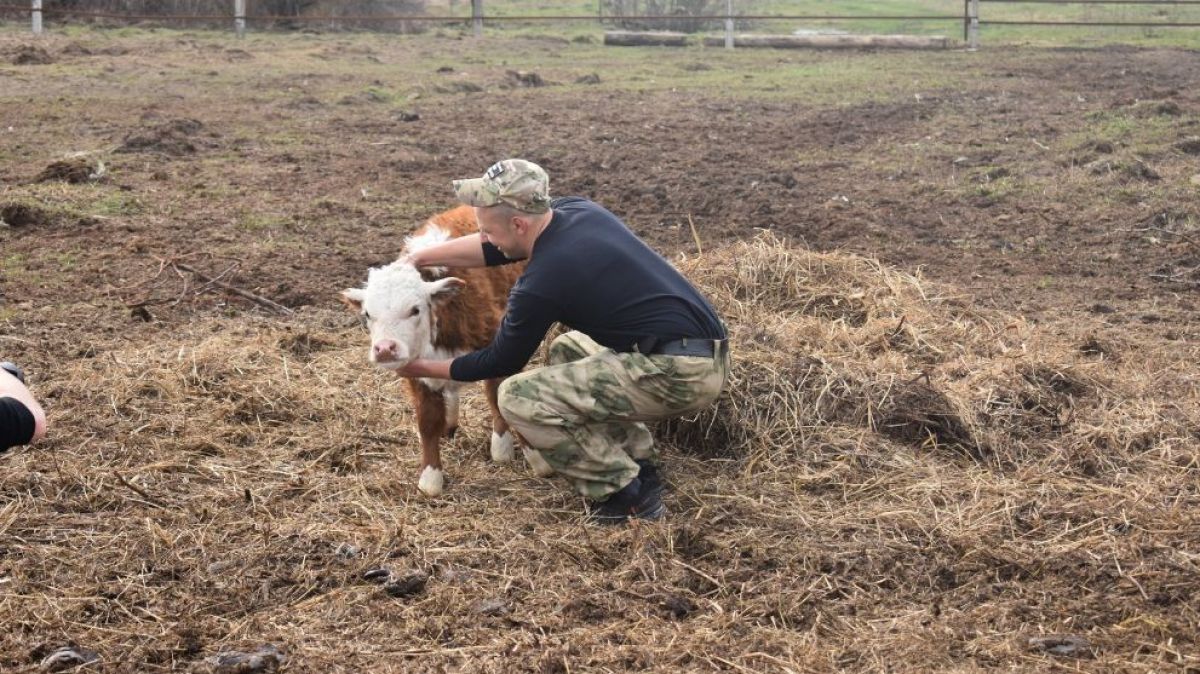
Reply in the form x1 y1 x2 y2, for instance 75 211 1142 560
341 263 464 370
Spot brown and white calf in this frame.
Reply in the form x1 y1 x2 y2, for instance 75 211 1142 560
342 205 552 496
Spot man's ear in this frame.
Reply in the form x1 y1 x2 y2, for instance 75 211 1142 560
511 214 530 234
428 276 466 303
340 288 365 311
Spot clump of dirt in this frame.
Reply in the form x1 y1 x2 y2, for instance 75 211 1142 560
873 379 981 459
1175 137 1200 155
505 70 550 88
1151 101 1182 116
1087 157 1160 182
1065 139 1117 166
575 73 602 85
980 365 1088 441
0 202 53 228
205 644 285 674
60 43 93 57
383 145 435 172
34 157 104 184
1151 256 1200 287
433 81 484 94
32 644 99 672
276 332 336 359
116 119 207 156
282 95 325 110
973 166 1011 183
1079 335 1119 360
11 45 53 65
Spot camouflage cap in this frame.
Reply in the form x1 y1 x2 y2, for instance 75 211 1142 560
452 159 551 214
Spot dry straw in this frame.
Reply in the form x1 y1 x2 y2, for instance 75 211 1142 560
2 235 1197 672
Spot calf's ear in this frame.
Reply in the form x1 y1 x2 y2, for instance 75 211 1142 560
340 288 365 311
427 277 466 303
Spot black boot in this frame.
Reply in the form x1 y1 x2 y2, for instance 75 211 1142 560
587 477 666 525
635 459 665 498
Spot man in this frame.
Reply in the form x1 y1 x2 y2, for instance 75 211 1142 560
400 159 729 524
1 361 47 452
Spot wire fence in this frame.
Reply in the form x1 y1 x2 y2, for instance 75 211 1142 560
1 1 1198 47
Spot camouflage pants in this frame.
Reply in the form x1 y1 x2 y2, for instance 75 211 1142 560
498 331 729 500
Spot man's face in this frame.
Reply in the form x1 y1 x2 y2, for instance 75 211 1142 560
475 207 523 259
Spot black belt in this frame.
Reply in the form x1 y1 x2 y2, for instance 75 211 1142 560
630 337 727 358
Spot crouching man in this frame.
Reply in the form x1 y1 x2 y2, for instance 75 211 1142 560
395 159 729 524
1 361 47 453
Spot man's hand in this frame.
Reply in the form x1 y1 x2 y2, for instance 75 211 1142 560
401 232 487 269
394 359 453 381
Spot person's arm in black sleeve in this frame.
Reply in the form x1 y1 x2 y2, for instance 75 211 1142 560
406 235 523 270
482 240 521 267
0 366 45 451
0 397 37 452
449 289 558 382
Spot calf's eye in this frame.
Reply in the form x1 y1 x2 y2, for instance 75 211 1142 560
409 307 421 317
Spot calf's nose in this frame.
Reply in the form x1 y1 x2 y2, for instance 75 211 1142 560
373 339 399 361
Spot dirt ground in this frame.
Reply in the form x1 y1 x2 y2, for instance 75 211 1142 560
1 26 1198 673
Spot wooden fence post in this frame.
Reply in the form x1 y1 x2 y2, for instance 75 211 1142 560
31 0 43 35
725 0 734 49
967 0 980 51
472 0 483 37
235 0 246 38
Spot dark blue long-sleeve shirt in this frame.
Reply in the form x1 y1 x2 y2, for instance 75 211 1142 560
0 397 35 452
449 197 726 382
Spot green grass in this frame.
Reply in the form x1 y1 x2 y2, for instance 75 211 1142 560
1 253 27 275
91 192 144 217
362 85 400 103
54 250 81 271
237 212 293 232
1064 109 1181 154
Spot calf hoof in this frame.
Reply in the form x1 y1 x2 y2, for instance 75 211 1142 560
490 431 515 464
445 426 458 440
523 447 555 477
417 465 444 497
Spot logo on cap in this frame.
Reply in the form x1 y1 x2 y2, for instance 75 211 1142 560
485 162 506 180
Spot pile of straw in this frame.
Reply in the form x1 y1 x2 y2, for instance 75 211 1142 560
2 236 1196 672
669 234 1195 474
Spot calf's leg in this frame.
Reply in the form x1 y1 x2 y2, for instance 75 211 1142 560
486 377 553 477
407 380 446 496
444 389 460 439
484 378 516 465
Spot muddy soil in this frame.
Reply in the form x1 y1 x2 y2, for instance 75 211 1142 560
0 38 1196 345
1 29 1199 673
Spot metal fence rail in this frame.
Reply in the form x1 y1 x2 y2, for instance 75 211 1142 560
970 0 1200 48
1 1 1197 48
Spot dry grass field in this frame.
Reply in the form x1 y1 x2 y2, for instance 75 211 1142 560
1 23 1199 673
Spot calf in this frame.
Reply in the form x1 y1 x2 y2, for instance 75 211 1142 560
342 205 552 496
